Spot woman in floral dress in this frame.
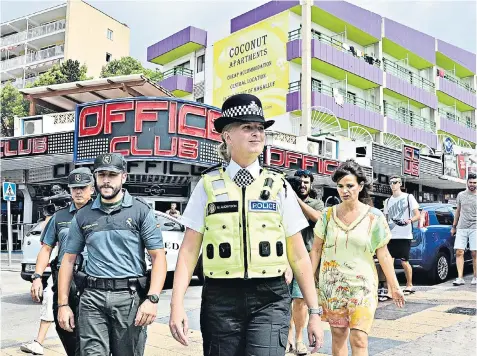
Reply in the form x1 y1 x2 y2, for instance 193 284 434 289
310 160 405 356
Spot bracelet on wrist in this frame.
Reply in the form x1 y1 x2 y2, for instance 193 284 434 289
58 304 69 308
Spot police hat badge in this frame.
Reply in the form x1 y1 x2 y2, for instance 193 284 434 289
103 154 112 164
75 174 81 182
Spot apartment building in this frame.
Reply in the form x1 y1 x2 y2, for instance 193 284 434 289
1 0 130 89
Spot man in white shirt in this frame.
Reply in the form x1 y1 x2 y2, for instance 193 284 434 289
383 175 420 297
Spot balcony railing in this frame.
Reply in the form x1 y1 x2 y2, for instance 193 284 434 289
1 19 66 47
438 108 476 130
289 80 381 113
438 70 476 94
383 58 435 93
288 28 381 67
1 45 64 71
384 102 436 132
162 67 192 79
0 76 37 89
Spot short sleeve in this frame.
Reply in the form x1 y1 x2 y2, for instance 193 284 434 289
40 216 57 247
383 199 388 215
278 181 309 237
64 216 86 255
313 207 329 241
141 209 164 250
409 194 419 211
181 178 207 234
370 214 392 253
309 198 324 211
456 193 462 208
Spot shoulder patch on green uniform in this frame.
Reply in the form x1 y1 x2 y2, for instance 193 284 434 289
134 197 152 209
201 163 224 176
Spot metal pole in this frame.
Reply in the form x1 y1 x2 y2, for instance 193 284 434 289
300 0 312 137
7 200 12 266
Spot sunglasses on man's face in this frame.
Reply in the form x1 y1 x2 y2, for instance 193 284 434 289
390 180 401 185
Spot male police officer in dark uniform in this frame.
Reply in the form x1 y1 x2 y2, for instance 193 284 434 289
31 167 94 356
57 153 167 356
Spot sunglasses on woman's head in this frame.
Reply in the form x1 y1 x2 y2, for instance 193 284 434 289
390 180 401 185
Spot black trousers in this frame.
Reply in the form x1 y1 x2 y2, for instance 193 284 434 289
200 276 291 356
52 277 80 356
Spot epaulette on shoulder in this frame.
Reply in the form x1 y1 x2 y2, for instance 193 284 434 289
201 163 224 176
263 165 285 176
134 196 152 209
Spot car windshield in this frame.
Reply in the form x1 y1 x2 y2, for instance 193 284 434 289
155 214 182 232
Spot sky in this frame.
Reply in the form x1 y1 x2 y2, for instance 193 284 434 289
1 0 476 71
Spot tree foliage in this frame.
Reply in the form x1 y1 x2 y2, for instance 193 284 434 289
0 83 28 137
100 56 162 82
28 59 90 88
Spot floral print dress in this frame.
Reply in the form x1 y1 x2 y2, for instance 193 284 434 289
313 205 391 333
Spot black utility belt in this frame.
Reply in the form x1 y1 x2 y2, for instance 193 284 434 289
85 276 147 291
205 275 284 285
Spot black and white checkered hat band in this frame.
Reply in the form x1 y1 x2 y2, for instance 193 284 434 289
222 104 263 118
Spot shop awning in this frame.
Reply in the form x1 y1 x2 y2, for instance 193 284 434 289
19 74 173 114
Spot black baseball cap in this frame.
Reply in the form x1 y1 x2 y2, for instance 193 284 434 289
93 153 127 173
68 167 94 188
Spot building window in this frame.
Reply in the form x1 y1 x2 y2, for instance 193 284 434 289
107 29 113 40
106 52 112 62
196 97 204 103
197 55 205 73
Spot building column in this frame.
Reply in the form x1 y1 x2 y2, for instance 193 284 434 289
300 0 312 137
19 184 32 224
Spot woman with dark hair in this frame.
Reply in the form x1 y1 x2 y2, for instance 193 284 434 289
310 159 404 356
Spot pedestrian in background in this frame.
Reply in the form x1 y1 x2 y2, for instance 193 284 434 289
169 94 324 356
310 160 405 356
285 169 324 355
452 173 477 286
58 153 167 356
30 168 94 356
383 175 420 298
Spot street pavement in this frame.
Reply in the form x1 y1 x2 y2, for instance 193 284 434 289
1 253 476 355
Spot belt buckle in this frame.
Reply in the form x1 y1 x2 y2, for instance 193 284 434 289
105 279 114 291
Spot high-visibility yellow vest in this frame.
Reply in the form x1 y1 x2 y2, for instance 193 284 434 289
202 167 288 279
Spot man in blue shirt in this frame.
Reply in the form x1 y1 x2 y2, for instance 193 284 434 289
57 153 167 356
30 167 94 356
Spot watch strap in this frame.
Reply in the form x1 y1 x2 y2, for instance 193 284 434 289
308 307 323 316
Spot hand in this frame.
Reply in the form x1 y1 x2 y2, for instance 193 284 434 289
31 279 43 303
58 306 75 332
169 303 189 346
390 287 405 308
451 227 456 236
135 299 157 326
284 268 293 285
406 219 412 225
307 314 324 353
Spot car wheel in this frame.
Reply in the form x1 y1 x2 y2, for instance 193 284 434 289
432 251 450 284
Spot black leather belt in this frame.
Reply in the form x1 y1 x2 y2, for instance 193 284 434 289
85 277 139 291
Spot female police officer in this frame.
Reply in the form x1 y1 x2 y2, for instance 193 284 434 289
169 94 324 356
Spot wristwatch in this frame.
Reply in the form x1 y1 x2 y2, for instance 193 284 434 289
31 273 42 281
308 307 323 316
147 294 160 304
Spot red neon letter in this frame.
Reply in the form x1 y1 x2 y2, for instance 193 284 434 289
79 105 104 137
32 137 47 154
169 101 177 134
4 141 17 157
302 155 319 171
269 148 285 167
178 138 198 160
285 152 302 169
154 136 178 157
323 160 339 176
206 109 222 142
178 104 206 138
110 136 130 155
18 139 32 155
135 101 168 133
131 136 152 156
104 101 134 135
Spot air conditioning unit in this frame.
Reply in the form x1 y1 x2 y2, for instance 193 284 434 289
23 119 43 135
307 139 334 158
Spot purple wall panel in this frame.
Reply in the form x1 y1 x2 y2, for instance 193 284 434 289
311 40 383 85
147 26 207 62
315 1 381 39
230 1 299 33
287 39 301 61
159 75 193 93
437 40 476 74
385 73 438 109
286 91 300 112
384 18 435 65
438 77 477 108
386 118 438 148
440 116 477 144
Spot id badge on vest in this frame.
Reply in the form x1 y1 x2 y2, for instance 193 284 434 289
248 200 280 213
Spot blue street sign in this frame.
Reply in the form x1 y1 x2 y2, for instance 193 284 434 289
2 182 16 201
